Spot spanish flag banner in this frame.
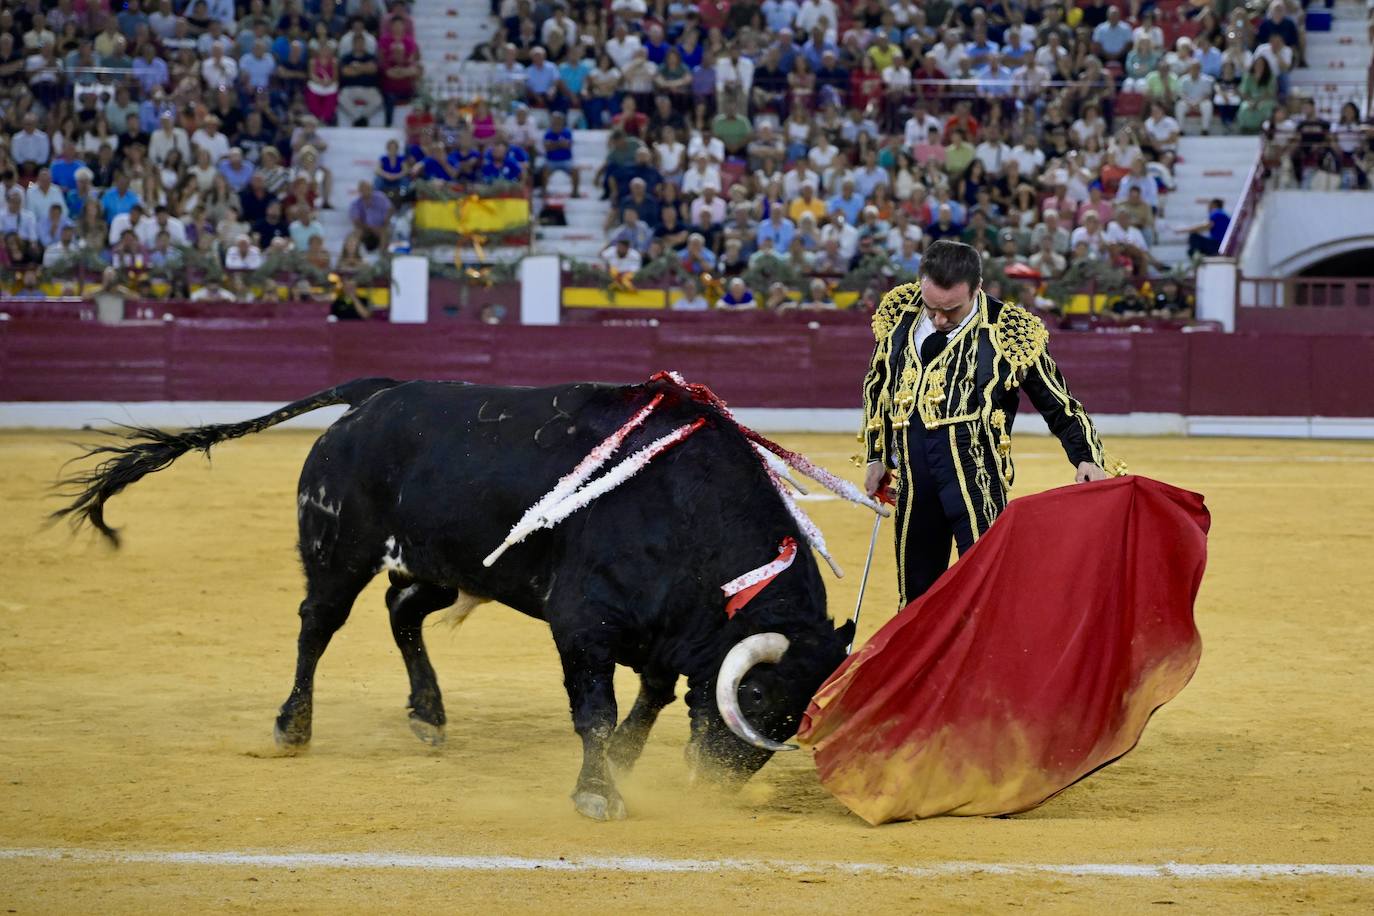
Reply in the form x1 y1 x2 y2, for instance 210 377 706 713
414 196 530 234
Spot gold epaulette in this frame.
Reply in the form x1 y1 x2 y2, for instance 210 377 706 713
872 282 922 340
993 301 1050 380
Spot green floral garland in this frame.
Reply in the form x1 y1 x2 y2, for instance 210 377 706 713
1044 258 1130 307
741 254 806 296
414 179 528 201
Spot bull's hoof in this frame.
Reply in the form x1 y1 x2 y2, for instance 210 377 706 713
273 721 311 752
408 717 446 747
572 790 627 821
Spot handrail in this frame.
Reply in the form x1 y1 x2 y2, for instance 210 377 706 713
1220 147 1265 258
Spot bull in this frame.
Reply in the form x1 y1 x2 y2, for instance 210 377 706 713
56 377 854 820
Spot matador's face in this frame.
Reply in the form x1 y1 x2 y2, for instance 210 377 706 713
923 280 979 331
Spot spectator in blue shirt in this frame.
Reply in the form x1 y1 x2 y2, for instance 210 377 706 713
826 178 865 226
99 173 141 224
756 208 796 252
1091 7 1134 63
524 47 561 108
447 135 483 183
217 148 256 192
411 140 455 181
65 168 97 219
239 39 277 92
540 111 578 196
49 148 88 191
762 0 800 34
481 141 528 183
1185 198 1231 257
131 44 169 94
374 139 407 193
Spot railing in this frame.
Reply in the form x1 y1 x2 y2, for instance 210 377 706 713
1221 147 1266 258
1238 276 1374 310
1297 79 1374 122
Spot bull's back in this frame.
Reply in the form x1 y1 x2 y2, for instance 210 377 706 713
299 380 667 613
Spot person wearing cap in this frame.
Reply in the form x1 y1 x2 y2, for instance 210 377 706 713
149 110 190 165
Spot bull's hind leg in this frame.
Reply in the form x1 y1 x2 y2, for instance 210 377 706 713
274 570 371 749
607 671 677 774
385 574 458 746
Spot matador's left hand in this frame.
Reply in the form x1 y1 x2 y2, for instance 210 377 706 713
1075 462 1110 483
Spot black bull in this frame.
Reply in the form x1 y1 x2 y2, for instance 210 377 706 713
56 377 853 820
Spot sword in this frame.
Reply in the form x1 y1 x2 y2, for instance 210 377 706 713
848 513 882 655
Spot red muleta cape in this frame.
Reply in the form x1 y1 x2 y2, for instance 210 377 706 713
797 475 1209 825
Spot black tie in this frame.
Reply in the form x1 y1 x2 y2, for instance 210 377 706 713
921 330 948 364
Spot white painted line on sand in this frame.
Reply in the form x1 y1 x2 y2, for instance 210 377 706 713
1 847 1371 880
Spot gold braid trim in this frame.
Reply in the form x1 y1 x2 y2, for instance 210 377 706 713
872 281 923 340
993 301 1051 389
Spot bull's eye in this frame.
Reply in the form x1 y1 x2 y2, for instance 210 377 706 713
749 685 764 703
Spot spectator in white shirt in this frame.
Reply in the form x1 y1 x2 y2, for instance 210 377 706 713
975 127 1013 174
43 223 83 268
605 22 643 70
225 233 263 271
1176 60 1215 133
192 117 231 164
149 111 191 165
681 153 722 195
0 188 40 243
689 186 727 226
929 29 967 75
1069 210 1107 257
795 0 839 35
600 234 643 274
1142 103 1181 155
200 43 239 88
716 45 755 101
686 131 725 164
11 114 51 170
1010 136 1046 177
24 168 67 220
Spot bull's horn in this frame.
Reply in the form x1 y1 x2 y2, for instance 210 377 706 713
715 632 798 752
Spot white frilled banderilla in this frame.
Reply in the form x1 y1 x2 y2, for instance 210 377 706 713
482 374 890 596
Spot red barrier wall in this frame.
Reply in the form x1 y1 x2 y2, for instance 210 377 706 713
0 319 1370 417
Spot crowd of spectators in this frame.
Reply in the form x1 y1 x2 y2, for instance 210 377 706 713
0 0 422 299
463 0 1372 309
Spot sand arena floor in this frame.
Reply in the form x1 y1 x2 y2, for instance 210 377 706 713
1 428 1372 913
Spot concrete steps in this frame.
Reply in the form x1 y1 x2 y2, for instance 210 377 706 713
1152 135 1260 264
413 0 499 97
1291 2 1372 117
316 126 404 255
535 129 611 259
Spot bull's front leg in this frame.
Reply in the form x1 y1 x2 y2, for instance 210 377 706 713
553 630 626 821
607 671 677 774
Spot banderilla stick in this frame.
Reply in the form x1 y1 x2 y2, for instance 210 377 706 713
848 514 882 655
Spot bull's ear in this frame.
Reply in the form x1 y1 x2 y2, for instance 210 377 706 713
835 619 856 644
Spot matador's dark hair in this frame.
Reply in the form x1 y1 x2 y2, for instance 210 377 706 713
921 239 983 291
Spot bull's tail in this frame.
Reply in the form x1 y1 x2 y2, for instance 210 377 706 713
52 377 402 547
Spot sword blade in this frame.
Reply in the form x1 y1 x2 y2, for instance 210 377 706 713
848 514 882 654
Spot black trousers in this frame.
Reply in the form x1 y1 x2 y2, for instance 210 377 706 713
893 423 978 605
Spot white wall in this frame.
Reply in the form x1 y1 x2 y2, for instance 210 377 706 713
1240 191 1374 276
